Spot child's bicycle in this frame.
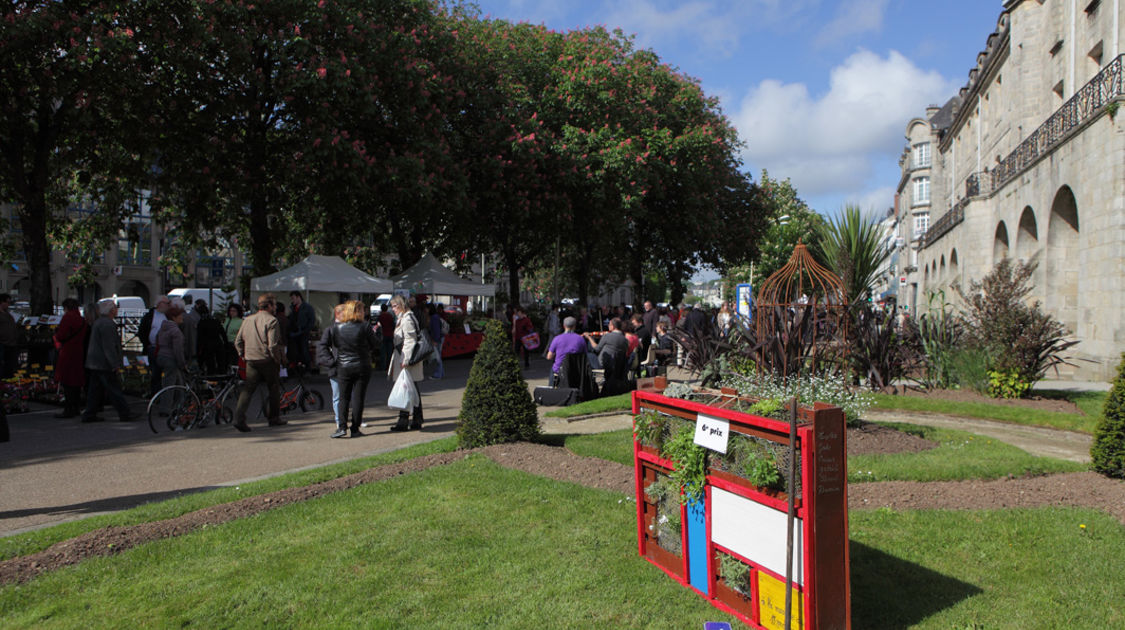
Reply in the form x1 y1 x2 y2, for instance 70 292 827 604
147 367 241 433
255 363 325 418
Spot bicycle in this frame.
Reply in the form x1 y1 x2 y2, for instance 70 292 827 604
255 364 325 418
148 367 241 433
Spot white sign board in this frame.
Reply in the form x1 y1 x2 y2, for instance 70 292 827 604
694 413 730 454
712 487 805 585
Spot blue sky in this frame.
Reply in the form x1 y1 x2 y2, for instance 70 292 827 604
470 0 1007 219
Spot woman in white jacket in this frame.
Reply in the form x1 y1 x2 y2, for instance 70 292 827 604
388 295 426 431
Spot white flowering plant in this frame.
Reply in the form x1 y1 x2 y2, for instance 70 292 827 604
717 370 873 427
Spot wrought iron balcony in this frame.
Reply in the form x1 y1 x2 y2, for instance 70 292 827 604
922 202 965 249
992 54 1123 189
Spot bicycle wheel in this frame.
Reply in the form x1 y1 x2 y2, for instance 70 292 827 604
298 388 325 413
147 386 202 433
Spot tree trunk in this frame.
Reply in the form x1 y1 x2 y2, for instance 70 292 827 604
669 262 686 307
248 192 275 277
504 246 520 307
18 195 53 314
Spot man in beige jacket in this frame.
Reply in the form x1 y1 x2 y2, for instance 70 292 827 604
232 293 287 432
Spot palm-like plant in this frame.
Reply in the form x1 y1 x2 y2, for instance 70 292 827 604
812 205 892 308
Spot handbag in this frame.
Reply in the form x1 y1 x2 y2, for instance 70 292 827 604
408 314 435 365
388 369 419 410
520 332 540 351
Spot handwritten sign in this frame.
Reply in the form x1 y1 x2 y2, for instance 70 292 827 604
757 571 804 630
694 413 729 454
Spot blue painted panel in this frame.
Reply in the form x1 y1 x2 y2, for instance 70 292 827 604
686 495 709 594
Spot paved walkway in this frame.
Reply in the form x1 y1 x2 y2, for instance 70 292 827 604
865 408 1092 463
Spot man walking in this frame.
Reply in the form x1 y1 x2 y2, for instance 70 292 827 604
233 293 286 432
138 295 171 395
288 291 315 368
81 300 135 423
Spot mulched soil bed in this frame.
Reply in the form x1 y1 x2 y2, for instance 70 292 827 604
3 427 1122 586
897 387 1084 415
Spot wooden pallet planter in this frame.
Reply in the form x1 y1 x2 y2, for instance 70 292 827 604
632 386 850 630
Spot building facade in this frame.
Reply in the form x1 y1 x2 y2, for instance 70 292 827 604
1 199 251 311
894 0 1124 380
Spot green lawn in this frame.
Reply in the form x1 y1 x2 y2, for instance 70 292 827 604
0 458 738 629
542 393 633 418
850 507 1125 628
2 457 1122 629
563 425 1087 482
871 390 1106 434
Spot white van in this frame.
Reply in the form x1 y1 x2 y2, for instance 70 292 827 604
109 295 148 316
168 288 240 313
368 294 393 318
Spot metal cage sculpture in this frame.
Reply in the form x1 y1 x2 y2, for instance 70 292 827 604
754 243 849 378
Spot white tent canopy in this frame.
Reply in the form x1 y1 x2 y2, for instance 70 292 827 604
393 253 495 297
251 255 392 328
251 255 392 294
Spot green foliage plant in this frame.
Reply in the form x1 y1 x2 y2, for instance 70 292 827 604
747 397 783 418
812 204 893 307
633 411 668 449
457 319 540 447
1091 353 1125 478
949 347 992 394
915 290 964 390
956 259 1079 394
987 369 1031 399
745 455 782 490
662 424 709 504
718 552 752 595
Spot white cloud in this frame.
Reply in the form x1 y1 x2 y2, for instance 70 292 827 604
602 1 742 57
816 0 890 48
733 49 957 198
845 185 896 214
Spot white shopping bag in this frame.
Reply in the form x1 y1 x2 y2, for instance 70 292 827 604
388 369 419 410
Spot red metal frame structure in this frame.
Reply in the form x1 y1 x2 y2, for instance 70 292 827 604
632 388 850 630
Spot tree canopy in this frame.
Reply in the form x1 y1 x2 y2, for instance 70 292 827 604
1 0 768 310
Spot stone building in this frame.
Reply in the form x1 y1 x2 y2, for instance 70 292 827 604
0 198 251 310
894 0 1124 380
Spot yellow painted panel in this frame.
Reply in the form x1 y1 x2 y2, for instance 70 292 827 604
757 571 803 630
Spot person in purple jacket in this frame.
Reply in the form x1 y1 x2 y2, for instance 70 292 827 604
546 316 587 385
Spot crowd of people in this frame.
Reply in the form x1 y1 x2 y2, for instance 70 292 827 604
13 287 740 437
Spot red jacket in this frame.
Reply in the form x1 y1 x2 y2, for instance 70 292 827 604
512 315 533 342
53 309 87 387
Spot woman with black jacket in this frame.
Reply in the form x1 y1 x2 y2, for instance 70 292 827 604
316 304 348 438
322 300 377 439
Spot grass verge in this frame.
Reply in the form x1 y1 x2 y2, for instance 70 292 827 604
0 458 738 629
562 426 1087 482
542 393 632 418
2 459 1122 628
871 391 1104 434
0 437 460 563
850 507 1125 628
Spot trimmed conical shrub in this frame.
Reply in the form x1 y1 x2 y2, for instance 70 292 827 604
1091 353 1125 478
457 318 540 448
